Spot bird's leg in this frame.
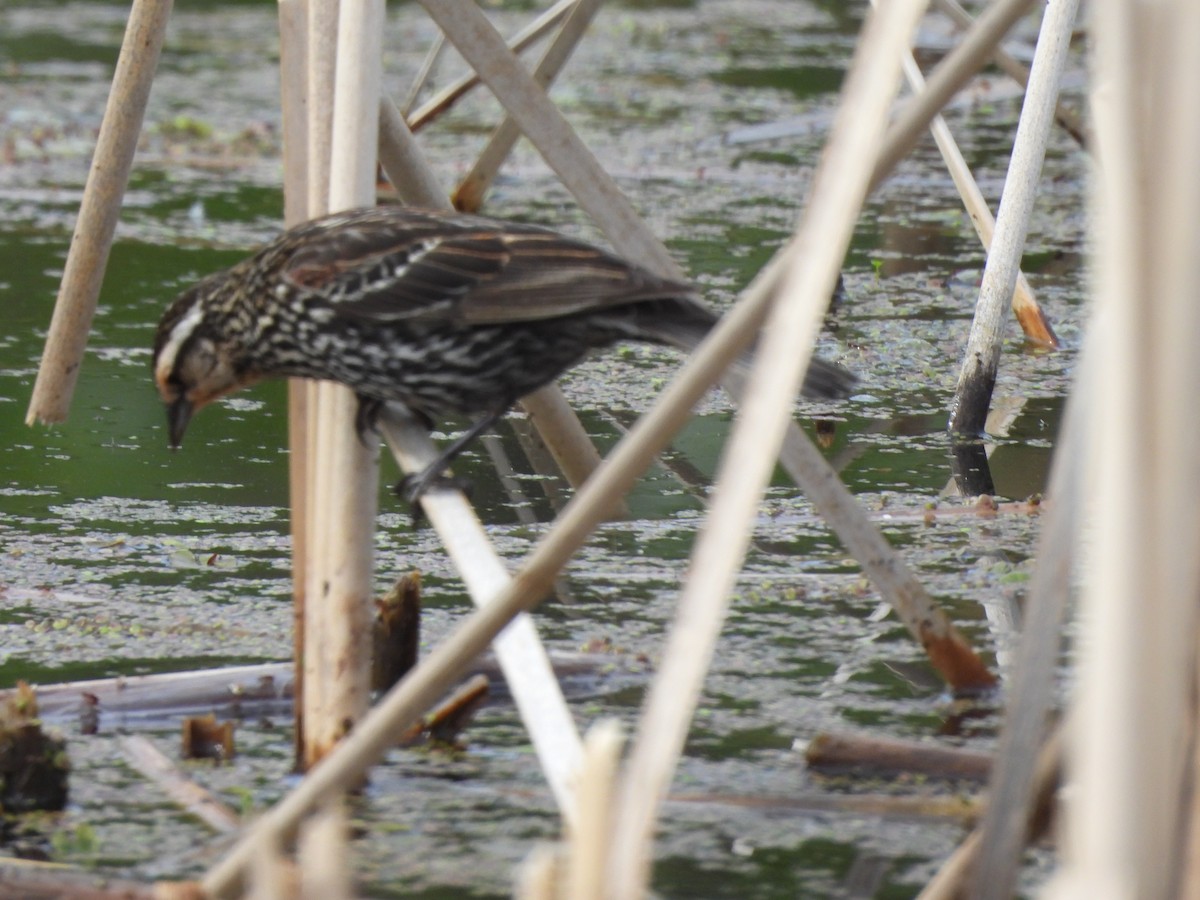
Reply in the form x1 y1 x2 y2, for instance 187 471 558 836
354 394 384 445
395 407 509 509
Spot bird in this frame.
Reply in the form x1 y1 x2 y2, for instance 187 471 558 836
153 205 854 502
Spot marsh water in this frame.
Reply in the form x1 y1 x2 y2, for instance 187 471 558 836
0 1 1081 896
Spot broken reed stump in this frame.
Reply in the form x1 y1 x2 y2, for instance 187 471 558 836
181 714 235 762
372 571 422 694
0 682 68 813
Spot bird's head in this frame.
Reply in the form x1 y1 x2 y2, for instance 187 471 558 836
152 274 259 448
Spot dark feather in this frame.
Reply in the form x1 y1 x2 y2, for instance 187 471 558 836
279 207 696 326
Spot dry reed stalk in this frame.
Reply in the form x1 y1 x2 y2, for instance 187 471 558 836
288 377 311 764
931 0 1089 147
378 95 448 203
453 0 604 212
406 0 578 132
922 725 1063 898
516 846 560 900
400 32 445 117
303 0 387 760
279 0 311 225
948 0 1078 435
247 826 293 900
1046 0 1200 892
380 413 584 819
869 0 1039 192
437 0 997 684
304 0 337 216
9 651 621 724
770 416 996 691
278 0 313 771
19 662 291 719
804 731 993 781
0 866 183 900
297 801 353 900
566 721 623 900
967 316 1091 894
119 735 241 834
670 791 982 823
299 0 339 767
25 0 173 426
416 0 680 276
603 2 927 894
882 0 1058 348
1185 666 1200 895
396 673 488 745
302 379 333 759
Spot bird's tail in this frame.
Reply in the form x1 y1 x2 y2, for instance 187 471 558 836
632 296 856 401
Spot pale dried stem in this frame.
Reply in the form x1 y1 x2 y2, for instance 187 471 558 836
453 0 604 212
921 725 1062 899
932 0 1089 147
119 736 240 834
380 413 584 821
400 32 445 117
25 0 173 426
967 297 1091 893
566 721 623 900
299 0 339 766
882 0 1057 347
870 0 1039 193
297 801 352 900
948 0 1078 435
377 95 449 205
278 0 312 769
605 1 928 893
1047 0 1200 892
301 0 387 763
406 0 578 132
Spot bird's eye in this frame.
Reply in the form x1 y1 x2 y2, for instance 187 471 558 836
179 341 219 385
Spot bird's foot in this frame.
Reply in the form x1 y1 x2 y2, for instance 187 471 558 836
393 468 472 524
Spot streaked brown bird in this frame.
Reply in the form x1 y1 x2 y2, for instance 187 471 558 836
153 206 853 500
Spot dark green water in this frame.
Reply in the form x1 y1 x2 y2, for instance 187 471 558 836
0 1 1081 896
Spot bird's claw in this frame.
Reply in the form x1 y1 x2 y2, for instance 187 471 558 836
393 470 472 524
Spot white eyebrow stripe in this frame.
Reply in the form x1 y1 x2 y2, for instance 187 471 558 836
154 302 205 384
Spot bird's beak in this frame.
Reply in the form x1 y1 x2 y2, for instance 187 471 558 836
167 396 194 448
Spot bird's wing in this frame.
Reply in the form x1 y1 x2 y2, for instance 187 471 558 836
279 209 693 325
